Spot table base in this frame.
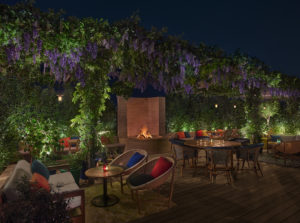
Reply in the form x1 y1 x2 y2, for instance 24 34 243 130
91 194 119 207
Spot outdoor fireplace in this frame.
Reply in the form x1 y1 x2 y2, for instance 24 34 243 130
117 96 167 154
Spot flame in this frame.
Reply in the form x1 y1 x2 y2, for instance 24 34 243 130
137 125 152 139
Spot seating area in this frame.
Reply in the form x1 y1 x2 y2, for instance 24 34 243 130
1 2 300 223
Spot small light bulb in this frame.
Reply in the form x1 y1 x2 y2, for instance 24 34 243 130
233 105 237 109
263 106 266 110
57 95 63 102
215 104 218 108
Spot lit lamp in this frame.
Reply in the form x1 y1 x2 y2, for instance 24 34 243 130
215 104 218 108
263 106 266 110
57 94 63 102
233 105 237 109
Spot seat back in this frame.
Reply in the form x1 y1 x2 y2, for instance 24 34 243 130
206 148 232 166
109 149 148 174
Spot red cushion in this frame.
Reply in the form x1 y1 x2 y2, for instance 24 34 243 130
151 157 172 178
31 173 50 192
196 130 203 137
60 137 70 147
177 131 185 139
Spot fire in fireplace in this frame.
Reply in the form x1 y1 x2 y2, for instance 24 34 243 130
137 125 152 139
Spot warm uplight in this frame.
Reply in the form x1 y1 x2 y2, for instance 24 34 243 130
263 106 266 110
57 95 63 102
137 125 152 139
233 105 237 109
215 104 218 108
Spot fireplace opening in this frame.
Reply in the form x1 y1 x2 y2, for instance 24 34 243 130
137 125 153 139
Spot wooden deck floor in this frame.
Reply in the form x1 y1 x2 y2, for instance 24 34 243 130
129 159 300 223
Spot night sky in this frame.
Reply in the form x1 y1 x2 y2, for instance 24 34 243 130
3 0 300 78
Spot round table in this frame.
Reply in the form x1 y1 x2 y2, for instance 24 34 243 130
184 140 242 169
184 140 241 149
85 165 124 207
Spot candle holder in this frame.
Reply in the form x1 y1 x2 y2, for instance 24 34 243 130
103 164 108 172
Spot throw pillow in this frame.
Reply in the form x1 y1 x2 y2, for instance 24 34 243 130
151 157 172 178
128 174 154 186
196 130 203 137
31 173 50 192
127 152 145 168
184 132 191 138
177 131 185 139
202 130 208 136
32 160 50 180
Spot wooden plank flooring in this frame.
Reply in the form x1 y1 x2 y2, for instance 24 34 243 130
129 158 300 223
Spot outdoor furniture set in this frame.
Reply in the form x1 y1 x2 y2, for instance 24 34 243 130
85 150 175 213
269 135 300 166
170 131 264 183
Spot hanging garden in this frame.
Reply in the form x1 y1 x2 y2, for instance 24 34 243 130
0 2 300 171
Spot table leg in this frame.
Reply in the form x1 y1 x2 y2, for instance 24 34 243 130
103 177 108 205
91 177 120 207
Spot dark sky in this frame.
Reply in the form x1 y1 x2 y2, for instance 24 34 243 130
3 0 300 78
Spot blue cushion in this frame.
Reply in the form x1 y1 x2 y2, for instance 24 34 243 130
127 152 144 168
128 174 154 186
184 132 191 138
71 136 80 139
271 135 281 142
31 160 50 180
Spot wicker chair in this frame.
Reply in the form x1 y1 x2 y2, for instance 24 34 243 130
206 148 233 184
236 143 264 176
109 149 148 193
126 156 176 214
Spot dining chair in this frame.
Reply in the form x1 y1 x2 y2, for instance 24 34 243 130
236 143 264 176
206 148 233 184
171 143 197 176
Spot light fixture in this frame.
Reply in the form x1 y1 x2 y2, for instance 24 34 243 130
57 94 63 102
233 105 237 109
215 104 218 108
263 106 266 110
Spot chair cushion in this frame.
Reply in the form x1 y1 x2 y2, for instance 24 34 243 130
177 131 185 139
31 173 50 192
49 172 76 188
31 160 50 180
3 160 32 201
184 132 191 138
151 157 172 178
128 174 154 186
127 152 145 168
59 137 71 147
196 130 203 137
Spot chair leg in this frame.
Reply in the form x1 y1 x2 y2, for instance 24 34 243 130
242 160 245 169
136 190 141 214
168 168 175 208
257 162 263 176
130 189 134 200
120 175 124 193
110 178 113 187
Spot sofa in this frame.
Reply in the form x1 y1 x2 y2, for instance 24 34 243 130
1 160 85 222
271 135 300 154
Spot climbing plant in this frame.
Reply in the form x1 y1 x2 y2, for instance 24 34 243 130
1 2 300 167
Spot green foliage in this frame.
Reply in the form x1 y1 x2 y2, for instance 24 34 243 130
1 177 71 223
244 88 264 142
166 94 246 132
